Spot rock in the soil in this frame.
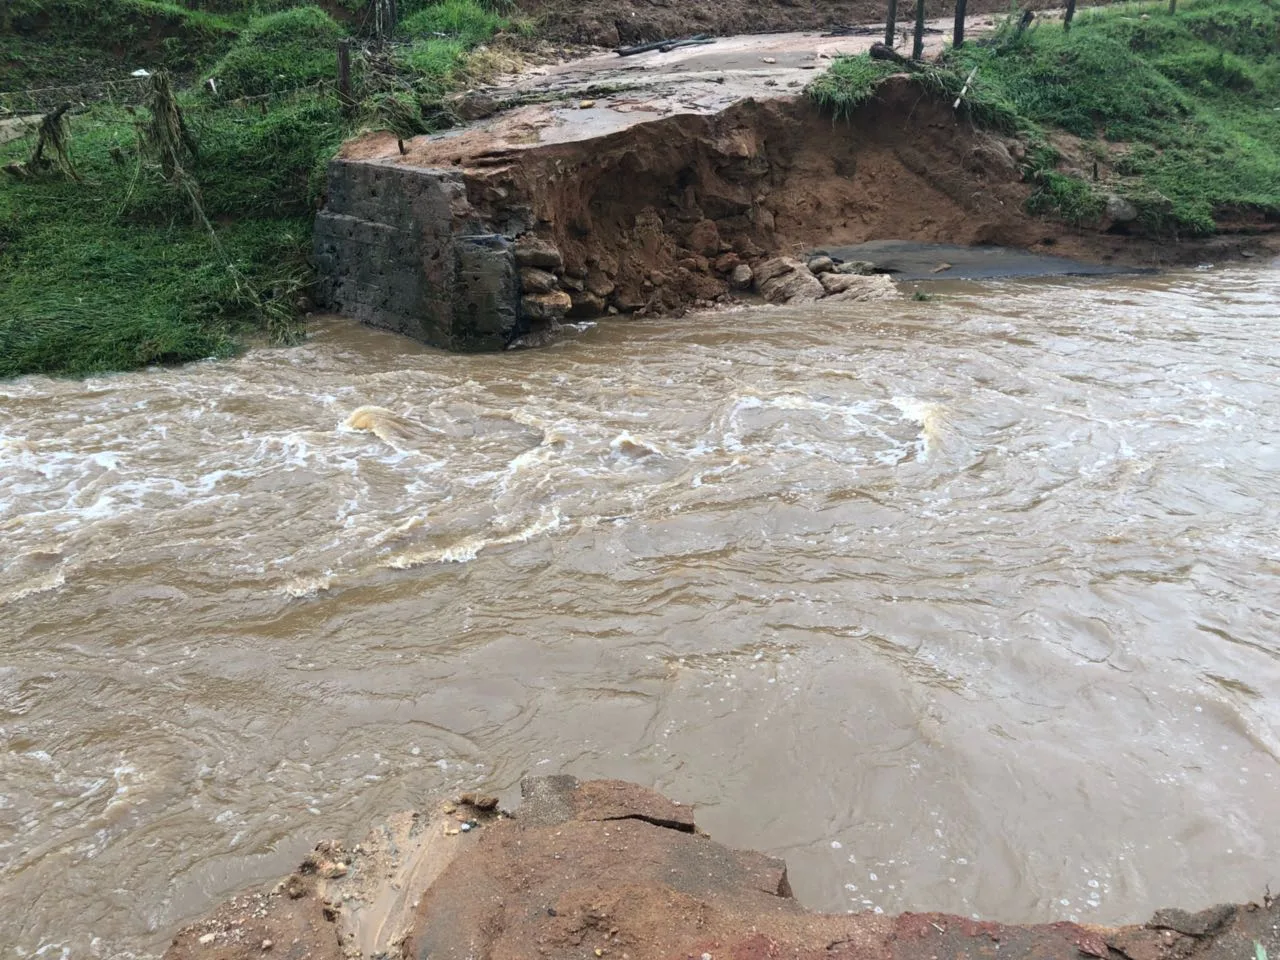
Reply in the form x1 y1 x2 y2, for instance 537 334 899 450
968 135 1018 174
714 252 741 274
447 91 501 121
1105 194 1138 223
569 290 607 317
819 272 863 294
520 267 559 294
820 274 900 302
807 255 835 275
687 219 722 257
730 264 754 289
834 260 875 275
1149 904 1237 937
753 257 798 285
755 257 825 304
522 290 573 322
515 236 564 271
507 321 562 350
586 271 615 298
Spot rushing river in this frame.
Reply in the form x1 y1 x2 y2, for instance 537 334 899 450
3 267 1279 958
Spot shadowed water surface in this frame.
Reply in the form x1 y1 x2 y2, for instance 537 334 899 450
2 267 1279 958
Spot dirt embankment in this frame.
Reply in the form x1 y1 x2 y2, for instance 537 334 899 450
165 776 1278 960
517 0 1067 47
354 76 1265 335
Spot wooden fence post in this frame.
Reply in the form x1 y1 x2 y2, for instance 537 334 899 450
337 39 353 113
885 0 899 47
953 0 968 47
1064 0 1076 30
1169 0 1177 12
912 0 926 58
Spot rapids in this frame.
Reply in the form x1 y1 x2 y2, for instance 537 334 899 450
2 266 1279 958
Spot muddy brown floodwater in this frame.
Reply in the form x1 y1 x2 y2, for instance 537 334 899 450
3 267 1280 959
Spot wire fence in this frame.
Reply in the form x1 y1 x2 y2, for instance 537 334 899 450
2 0 1141 120
1 76 345 122
0 78 152 115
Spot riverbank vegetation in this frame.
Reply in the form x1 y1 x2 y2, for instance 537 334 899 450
809 0 1280 237
5 0 1279 379
0 0 517 377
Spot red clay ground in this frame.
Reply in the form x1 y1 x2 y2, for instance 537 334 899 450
342 76 1275 324
164 778 1279 960
515 0 1077 47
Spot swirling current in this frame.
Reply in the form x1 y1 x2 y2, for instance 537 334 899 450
2 267 1278 957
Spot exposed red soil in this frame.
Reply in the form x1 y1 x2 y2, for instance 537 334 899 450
516 0 1070 47
346 80 1277 325
164 777 1280 960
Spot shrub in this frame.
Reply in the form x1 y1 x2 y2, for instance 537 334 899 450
205 6 347 98
401 0 505 45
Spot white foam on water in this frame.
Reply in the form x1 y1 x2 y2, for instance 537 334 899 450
380 507 564 570
610 432 663 459
890 395 945 459
0 565 68 608
341 405 417 446
279 571 337 599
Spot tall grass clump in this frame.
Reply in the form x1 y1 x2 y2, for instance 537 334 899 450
396 0 510 85
397 0 514 18
204 6 347 98
805 55 897 118
401 0 506 44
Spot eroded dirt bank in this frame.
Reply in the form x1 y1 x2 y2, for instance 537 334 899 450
325 75 1275 349
165 777 1278 960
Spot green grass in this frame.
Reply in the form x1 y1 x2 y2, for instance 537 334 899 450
806 53 1019 132
0 102 339 377
808 0 1280 237
204 6 348 98
1 0 511 379
0 0 238 87
402 0 506 45
805 56 899 118
396 0 512 86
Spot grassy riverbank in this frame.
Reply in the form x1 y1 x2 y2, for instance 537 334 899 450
0 0 515 378
809 0 1280 236
5 0 1278 379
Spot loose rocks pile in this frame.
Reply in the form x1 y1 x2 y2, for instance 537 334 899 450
755 255 898 304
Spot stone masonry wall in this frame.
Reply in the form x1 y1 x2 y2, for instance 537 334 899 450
312 158 523 352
